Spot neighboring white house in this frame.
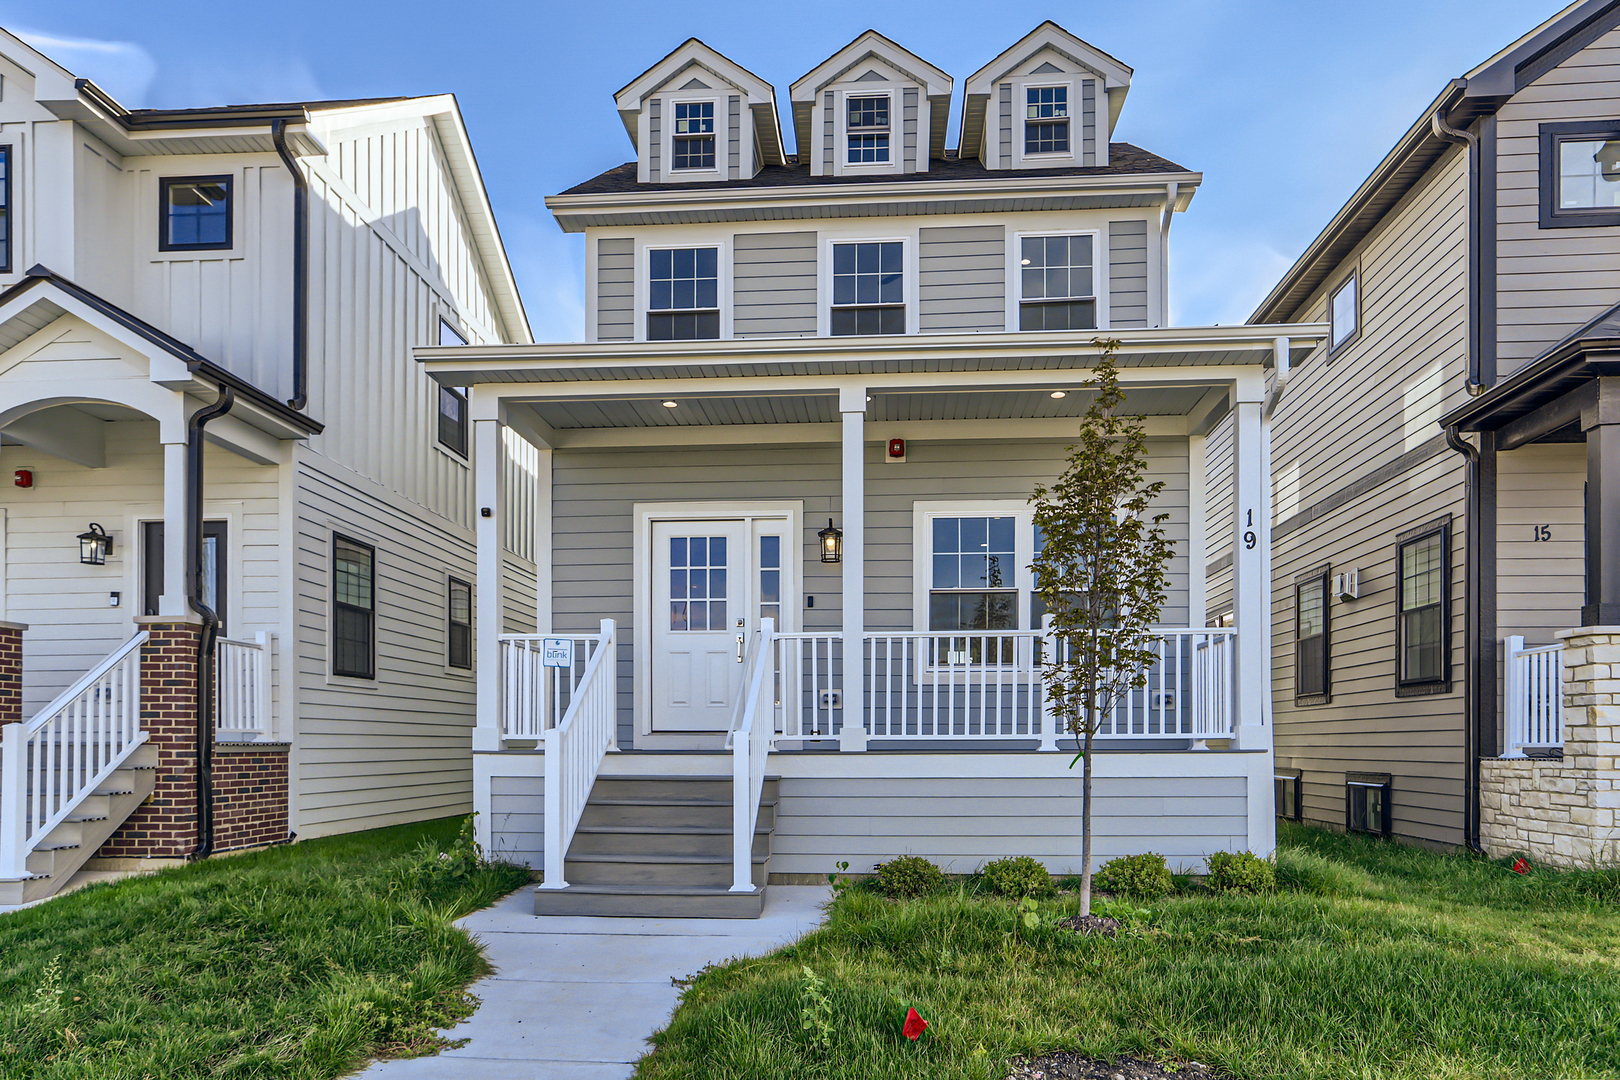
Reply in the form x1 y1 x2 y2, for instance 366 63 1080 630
0 29 533 903
420 26 1327 918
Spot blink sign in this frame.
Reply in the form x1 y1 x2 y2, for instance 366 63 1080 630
541 637 574 669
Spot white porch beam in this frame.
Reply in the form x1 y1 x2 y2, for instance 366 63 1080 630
1230 393 1272 755
839 384 867 752
545 415 1192 450
1 408 107 468
202 413 284 466
473 409 504 752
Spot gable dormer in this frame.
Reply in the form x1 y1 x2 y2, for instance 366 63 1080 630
789 31 951 178
614 38 786 184
961 21 1132 171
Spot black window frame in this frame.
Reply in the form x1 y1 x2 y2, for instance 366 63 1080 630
437 385 469 458
830 240 906 337
0 145 11 274
1396 517 1451 696
1538 120 1620 229
1275 769 1303 822
1346 773 1393 837
1328 269 1360 356
447 576 473 671
1294 564 1331 705
439 317 468 346
158 175 234 252
647 245 720 341
332 534 376 680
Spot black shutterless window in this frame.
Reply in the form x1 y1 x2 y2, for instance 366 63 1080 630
1397 525 1448 692
447 577 472 670
0 146 11 273
160 176 232 251
1539 121 1620 228
438 386 468 456
332 535 376 679
1295 566 1330 704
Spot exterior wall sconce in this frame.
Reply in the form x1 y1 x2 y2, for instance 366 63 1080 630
79 523 113 565
818 518 843 563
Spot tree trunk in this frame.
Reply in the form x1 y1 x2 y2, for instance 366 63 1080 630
1079 679 1096 918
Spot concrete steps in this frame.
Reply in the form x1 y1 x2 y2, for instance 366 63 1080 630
534 774 778 919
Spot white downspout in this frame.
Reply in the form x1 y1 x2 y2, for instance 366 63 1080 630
1263 337 1292 420
1159 182 1178 328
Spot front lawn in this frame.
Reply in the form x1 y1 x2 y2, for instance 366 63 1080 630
639 824 1620 1080
0 816 528 1079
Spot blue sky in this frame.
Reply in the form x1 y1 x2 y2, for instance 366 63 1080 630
7 0 1568 340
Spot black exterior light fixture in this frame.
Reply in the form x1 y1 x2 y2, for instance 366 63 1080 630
78 523 113 565
818 518 843 563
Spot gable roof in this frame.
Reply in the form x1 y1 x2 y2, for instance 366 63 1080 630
789 30 953 161
612 37 787 167
960 21 1133 160
1250 0 1620 324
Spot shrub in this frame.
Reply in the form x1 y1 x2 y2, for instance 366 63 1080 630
980 856 1055 899
1206 850 1276 893
1096 852 1174 900
874 855 946 899
1275 846 1367 897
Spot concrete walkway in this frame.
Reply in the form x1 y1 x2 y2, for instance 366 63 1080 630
356 884 830 1079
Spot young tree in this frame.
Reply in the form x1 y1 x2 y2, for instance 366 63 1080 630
1030 339 1176 918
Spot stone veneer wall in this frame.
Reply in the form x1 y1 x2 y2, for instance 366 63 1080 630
1480 627 1620 868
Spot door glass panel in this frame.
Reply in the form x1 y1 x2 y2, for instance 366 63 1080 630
760 534 781 624
670 535 729 631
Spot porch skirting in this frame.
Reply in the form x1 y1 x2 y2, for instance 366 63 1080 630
476 748 1274 877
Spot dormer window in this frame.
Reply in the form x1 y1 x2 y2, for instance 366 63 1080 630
847 95 891 164
672 102 716 170
1025 87 1069 155
648 247 719 340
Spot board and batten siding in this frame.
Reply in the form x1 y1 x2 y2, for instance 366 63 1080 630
596 238 636 342
1493 23 1620 374
918 225 1004 332
733 232 818 338
1107 220 1150 329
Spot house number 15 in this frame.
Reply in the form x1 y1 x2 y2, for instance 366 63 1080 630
1243 509 1257 550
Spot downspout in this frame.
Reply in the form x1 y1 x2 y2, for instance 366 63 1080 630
1431 108 1484 397
1158 182 1178 328
1263 337 1291 420
187 387 235 861
271 119 309 411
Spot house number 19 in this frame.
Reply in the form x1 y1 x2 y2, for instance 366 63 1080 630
1243 509 1257 550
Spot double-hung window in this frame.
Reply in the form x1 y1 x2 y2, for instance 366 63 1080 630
846 95 890 164
0 146 10 273
1539 121 1620 228
160 176 232 251
332 535 376 680
436 319 470 456
648 247 719 340
1025 87 1070 155
672 101 715 171
1295 566 1330 704
928 514 1019 664
1330 272 1359 353
447 577 472 670
831 241 904 335
1019 234 1096 331
1396 522 1449 692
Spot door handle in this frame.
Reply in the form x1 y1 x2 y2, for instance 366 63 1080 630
736 633 745 663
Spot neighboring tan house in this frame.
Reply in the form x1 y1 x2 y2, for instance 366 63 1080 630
421 25 1325 918
1207 0 1620 866
0 30 534 903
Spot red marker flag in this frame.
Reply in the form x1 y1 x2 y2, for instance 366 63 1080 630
903 1007 928 1041
1511 857 1529 875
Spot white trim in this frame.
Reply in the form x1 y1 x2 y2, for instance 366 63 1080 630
836 86 902 177
632 500 803 748
911 499 1036 638
1013 78 1081 169
1007 226 1107 332
819 234 917 337
636 238 731 343
659 92 725 183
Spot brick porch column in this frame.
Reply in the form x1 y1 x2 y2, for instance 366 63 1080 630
0 621 25 725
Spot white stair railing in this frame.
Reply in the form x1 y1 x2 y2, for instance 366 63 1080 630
499 631 609 740
538 619 617 890
1 632 149 882
727 618 776 893
1504 635 1564 756
216 632 271 739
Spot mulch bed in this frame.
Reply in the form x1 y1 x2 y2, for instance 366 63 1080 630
1006 1051 1232 1079
1056 914 1122 936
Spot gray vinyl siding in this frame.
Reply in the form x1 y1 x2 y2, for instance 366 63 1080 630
1083 79 1098 166
1497 443 1585 644
733 231 818 338
998 84 1012 168
903 88 919 173
648 99 661 183
501 552 537 635
918 225 1005 332
596 237 635 342
488 772 543 868
823 92 834 176
1108 220 1150 328
771 774 1248 874
551 439 1193 747
1494 24 1620 374
728 96 741 180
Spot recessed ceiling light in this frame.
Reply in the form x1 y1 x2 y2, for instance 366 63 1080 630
661 400 678 408
1050 390 1067 399
1021 258 1031 265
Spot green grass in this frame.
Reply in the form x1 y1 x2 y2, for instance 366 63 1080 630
637 824 1620 1080
0 816 529 1079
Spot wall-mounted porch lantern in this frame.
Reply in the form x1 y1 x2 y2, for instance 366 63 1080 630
818 519 843 564
78 523 113 565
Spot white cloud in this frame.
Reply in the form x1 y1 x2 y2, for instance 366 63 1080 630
158 56 325 109
15 29 157 107
1169 236 1293 328
501 213 586 343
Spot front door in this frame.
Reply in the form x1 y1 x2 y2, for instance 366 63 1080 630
651 521 749 731
143 520 227 630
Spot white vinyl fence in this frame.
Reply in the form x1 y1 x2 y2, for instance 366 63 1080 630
1504 636 1564 756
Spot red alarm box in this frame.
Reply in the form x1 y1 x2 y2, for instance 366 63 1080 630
13 469 32 488
886 438 906 463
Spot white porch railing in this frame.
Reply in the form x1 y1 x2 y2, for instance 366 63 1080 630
499 631 611 740
538 619 617 890
1504 635 1564 756
216 632 271 739
1 632 149 882
726 618 776 893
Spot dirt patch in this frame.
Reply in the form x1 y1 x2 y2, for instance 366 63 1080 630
1055 914 1122 936
1006 1051 1232 1079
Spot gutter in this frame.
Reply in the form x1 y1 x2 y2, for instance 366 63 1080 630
271 120 310 411
186 387 236 861
1444 424 1488 856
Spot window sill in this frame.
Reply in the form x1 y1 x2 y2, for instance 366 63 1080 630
435 443 470 468
1540 209 1620 229
1395 680 1451 698
325 672 380 690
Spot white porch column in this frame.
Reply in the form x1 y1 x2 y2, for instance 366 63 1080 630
1187 433 1208 630
472 392 504 753
1230 380 1272 754
158 439 188 617
839 384 867 752
535 447 553 635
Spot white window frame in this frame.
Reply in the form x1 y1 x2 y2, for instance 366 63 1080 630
636 238 731 342
838 86 901 176
820 234 915 337
1014 78 1082 168
912 500 1037 633
1008 227 1108 332
662 94 724 179
1329 269 1360 355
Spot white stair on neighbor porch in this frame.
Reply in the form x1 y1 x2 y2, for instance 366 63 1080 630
0 741 158 906
533 773 778 919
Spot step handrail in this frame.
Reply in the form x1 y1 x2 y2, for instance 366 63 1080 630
538 619 617 891
727 618 776 893
1 632 150 881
